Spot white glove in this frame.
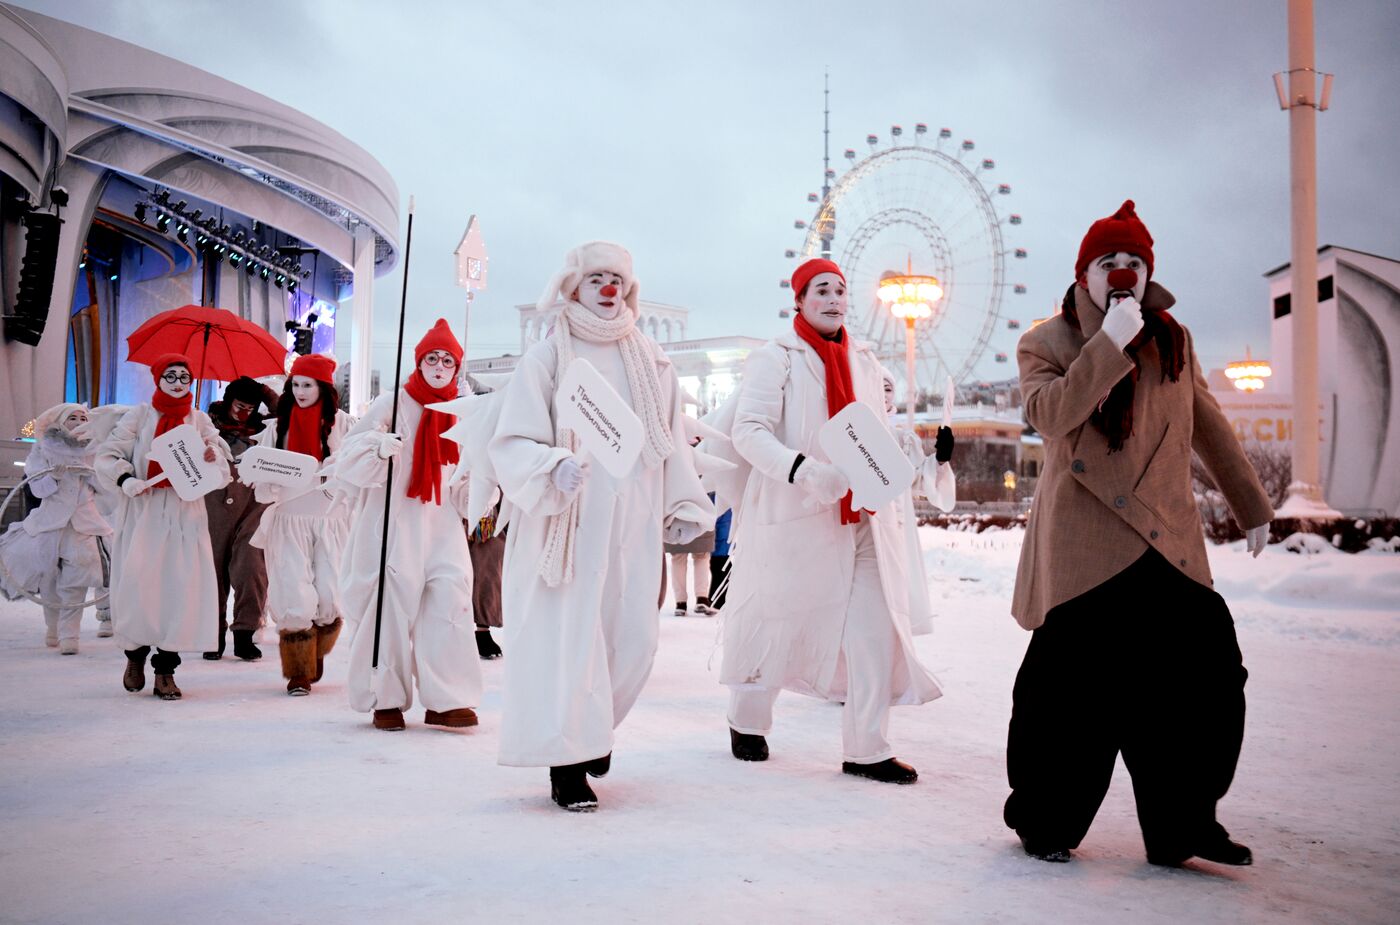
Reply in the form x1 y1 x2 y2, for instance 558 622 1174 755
663 519 706 546
550 457 588 496
1101 295 1145 350
896 428 926 470
253 482 282 505
376 433 404 460
1246 524 1269 558
793 459 850 505
120 476 149 498
28 474 59 499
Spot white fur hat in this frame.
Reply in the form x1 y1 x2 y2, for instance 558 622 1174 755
34 402 86 434
536 241 640 315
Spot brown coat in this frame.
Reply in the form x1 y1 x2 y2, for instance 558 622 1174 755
1011 283 1273 630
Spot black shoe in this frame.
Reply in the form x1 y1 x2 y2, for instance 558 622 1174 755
231 630 262 661
585 752 611 778
842 757 918 784
729 727 769 762
475 629 502 660
1019 835 1072 863
1150 831 1253 868
549 765 598 812
202 650 223 661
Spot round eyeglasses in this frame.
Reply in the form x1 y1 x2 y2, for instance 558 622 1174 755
422 353 457 368
161 372 193 385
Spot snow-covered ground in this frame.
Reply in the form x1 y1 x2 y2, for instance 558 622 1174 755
2 529 1398 924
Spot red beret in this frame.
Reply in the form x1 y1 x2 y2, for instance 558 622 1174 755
290 353 337 384
1075 200 1154 281
150 352 193 384
791 258 846 298
414 318 464 365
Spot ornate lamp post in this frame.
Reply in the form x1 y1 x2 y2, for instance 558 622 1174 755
1225 350 1273 393
877 259 943 430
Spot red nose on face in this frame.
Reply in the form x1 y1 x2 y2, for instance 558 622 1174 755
1106 268 1138 291
599 284 618 298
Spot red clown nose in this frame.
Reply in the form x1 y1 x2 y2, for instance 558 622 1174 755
1106 268 1138 291
600 284 618 298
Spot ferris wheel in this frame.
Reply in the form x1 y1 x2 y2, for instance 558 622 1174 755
784 124 1026 393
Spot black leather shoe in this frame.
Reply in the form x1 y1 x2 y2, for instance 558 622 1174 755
730 727 769 762
1151 832 1253 868
231 630 262 661
1019 835 1072 863
585 752 611 778
549 765 598 812
475 629 502 660
842 757 918 784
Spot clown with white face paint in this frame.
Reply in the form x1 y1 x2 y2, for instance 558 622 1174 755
248 353 354 696
1004 200 1274 868
336 320 482 732
488 240 714 812
95 354 231 700
716 258 942 786
0 404 112 654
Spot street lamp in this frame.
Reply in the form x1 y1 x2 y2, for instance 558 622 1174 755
1225 349 1272 392
877 258 944 430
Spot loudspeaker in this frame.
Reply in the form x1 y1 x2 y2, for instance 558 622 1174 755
6 211 64 346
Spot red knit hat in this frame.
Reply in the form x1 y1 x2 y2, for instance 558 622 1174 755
791 258 846 299
1075 200 1154 281
150 352 193 385
414 318 463 365
290 353 337 384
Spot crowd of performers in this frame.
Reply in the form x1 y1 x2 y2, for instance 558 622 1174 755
0 202 1274 869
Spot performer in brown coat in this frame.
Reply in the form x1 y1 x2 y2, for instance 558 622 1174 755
1004 201 1273 868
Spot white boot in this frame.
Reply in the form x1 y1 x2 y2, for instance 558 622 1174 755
96 608 114 638
59 638 79 655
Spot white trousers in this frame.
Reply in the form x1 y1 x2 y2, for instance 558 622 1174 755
41 568 88 643
670 552 710 603
259 504 348 633
727 520 897 764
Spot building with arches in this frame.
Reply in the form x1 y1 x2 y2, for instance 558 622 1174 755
0 4 399 439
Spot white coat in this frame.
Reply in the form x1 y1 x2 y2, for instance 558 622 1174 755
336 388 481 713
489 334 714 767
719 330 943 705
249 410 353 632
95 405 230 652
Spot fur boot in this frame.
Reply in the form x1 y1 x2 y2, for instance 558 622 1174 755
279 629 317 696
312 617 342 683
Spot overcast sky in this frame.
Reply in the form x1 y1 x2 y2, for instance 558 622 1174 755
19 0 1400 378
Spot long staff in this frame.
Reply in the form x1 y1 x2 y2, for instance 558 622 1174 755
371 196 415 669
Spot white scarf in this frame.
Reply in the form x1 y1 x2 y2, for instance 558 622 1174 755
539 301 674 587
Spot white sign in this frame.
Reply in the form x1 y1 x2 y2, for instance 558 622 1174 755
555 358 644 479
818 402 916 513
238 445 319 492
146 424 225 501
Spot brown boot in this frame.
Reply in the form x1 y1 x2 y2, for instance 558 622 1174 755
424 708 479 728
372 708 406 731
312 617 343 683
123 651 147 692
152 674 182 700
279 629 318 696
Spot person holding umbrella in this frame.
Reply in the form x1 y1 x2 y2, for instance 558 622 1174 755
95 354 231 700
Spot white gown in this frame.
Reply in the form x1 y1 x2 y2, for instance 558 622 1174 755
488 334 713 767
336 389 481 714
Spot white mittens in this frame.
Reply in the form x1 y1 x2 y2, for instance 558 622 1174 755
896 428 925 471
120 476 148 498
1102 296 1145 350
551 457 588 496
28 474 59 499
375 433 404 460
1246 524 1269 558
663 519 705 546
794 459 850 505
252 482 282 505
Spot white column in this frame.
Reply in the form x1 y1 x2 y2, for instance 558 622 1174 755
349 224 376 414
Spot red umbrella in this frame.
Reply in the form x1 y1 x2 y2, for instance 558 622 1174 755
126 305 289 397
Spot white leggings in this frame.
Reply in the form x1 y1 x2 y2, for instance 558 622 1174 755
727 520 897 764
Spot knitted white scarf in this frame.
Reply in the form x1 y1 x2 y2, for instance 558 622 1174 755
539 301 675 587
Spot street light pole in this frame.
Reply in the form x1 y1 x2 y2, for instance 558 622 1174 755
877 258 943 434
903 316 917 431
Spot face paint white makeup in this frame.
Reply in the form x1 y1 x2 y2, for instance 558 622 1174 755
158 366 192 398
291 375 321 409
798 272 848 336
419 351 457 389
1084 251 1148 312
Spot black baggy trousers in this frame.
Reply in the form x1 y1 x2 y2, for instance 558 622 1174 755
1003 549 1247 859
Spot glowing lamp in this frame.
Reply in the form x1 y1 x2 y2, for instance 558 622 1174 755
1225 350 1272 393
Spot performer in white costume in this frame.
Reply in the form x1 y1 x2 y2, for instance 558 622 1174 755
489 241 713 811
0 404 110 654
95 354 231 700
249 353 353 696
720 259 948 784
337 321 482 732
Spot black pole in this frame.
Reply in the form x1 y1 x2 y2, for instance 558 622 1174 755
371 198 415 669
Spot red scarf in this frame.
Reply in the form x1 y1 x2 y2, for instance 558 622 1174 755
403 371 460 505
145 389 193 486
285 402 325 461
793 314 862 525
